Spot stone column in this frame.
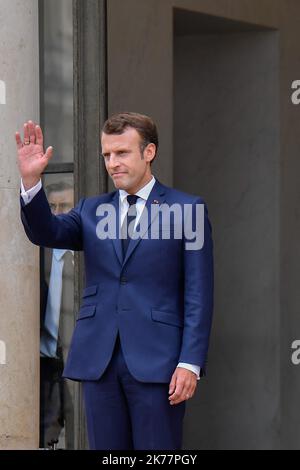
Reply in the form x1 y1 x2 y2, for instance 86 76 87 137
0 0 40 449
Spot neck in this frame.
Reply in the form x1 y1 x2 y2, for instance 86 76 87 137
126 174 153 194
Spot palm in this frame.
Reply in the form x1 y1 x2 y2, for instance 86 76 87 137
15 121 53 183
18 142 47 177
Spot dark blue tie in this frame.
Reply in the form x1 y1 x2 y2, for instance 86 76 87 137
121 194 139 257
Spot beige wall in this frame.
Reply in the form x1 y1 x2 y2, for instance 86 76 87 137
0 0 40 449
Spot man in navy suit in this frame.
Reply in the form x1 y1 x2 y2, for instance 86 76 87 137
16 112 214 450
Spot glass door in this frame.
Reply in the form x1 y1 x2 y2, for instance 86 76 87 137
39 0 107 449
39 0 74 449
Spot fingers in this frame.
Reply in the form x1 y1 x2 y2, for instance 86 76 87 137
23 123 30 144
168 370 197 405
169 384 195 405
35 125 43 146
17 121 43 147
169 373 177 395
28 120 35 144
15 132 22 150
169 380 184 405
44 146 53 161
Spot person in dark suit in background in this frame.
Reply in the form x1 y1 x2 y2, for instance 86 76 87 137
39 182 74 449
16 112 214 450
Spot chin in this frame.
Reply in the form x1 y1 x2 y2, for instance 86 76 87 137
113 179 128 190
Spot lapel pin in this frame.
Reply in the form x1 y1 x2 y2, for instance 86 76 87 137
153 199 159 204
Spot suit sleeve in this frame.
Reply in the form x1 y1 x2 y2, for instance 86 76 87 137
20 187 84 251
178 198 214 375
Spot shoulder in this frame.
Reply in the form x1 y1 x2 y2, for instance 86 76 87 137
78 190 117 209
158 181 206 205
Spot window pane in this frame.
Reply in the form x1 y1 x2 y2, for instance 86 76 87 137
41 0 73 163
40 173 75 449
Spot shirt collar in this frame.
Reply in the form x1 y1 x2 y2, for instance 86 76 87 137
53 248 73 261
119 175 156 203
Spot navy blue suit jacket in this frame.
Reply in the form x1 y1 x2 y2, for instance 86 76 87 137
21 179 214 383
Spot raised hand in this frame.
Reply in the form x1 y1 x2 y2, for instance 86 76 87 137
15 120 53 190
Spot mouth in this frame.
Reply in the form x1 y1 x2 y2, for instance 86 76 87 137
112 172 126 177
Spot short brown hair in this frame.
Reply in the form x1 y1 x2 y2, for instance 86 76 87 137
102 112 159 161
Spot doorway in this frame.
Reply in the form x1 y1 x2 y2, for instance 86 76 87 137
174 8 280 449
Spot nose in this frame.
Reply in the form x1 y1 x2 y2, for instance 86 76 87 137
107 154 121 170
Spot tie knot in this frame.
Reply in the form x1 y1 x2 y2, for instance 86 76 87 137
127 195 138 206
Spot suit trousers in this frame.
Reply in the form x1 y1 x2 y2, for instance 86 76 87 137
82 333 186 450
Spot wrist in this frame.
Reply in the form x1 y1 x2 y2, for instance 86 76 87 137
22 177 41 191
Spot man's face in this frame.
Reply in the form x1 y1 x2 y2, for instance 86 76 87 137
101 127 155 194
48 189 74 215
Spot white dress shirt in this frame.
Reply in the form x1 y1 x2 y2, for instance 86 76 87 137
40 249 74 358
21 177 201 378
20 178 42 203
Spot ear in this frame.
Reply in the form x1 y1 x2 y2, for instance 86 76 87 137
144 143 156 163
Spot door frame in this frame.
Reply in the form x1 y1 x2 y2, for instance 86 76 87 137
73 0 108 449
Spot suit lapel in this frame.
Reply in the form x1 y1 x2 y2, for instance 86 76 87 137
122 180 166 266
110 191 124 265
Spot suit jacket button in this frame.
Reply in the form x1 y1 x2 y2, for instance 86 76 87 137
120 277 127 284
